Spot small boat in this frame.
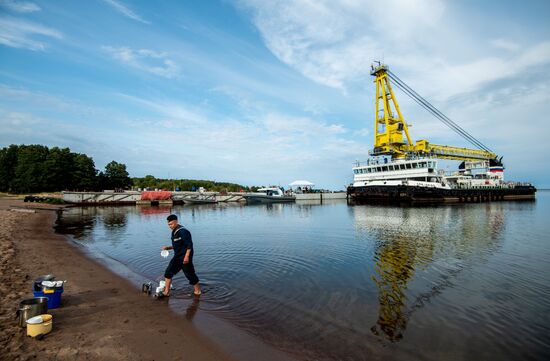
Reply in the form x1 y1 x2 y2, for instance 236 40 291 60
242 187 295 204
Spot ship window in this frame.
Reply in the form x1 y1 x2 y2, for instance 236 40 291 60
420 162 427 168
382 166 388 172
354 169 358 174
406 163 411 169
377 167 382 172
400 164 405 170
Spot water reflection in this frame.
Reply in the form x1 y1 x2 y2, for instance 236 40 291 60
55 206 98 239
137 205 172 216
185 297 200 320
54 198 550 361
103 208 127 229
352 204 506 342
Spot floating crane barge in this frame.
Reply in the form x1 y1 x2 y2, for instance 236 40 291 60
347 63 536 204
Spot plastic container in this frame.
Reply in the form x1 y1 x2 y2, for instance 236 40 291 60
33 288 63 309
33 275 55 292
26 314 53 337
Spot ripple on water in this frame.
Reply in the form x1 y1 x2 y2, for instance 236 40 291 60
56 199 550 361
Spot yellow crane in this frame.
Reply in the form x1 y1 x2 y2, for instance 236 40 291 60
371 63 498 162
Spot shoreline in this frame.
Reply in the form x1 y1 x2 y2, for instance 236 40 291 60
0 198 294 361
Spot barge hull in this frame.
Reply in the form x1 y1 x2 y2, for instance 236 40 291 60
347 185 536 204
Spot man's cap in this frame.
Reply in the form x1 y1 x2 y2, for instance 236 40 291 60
167 214 178 222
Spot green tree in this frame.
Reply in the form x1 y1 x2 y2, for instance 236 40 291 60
72 153 98 190
0 144 19 192
43 147 74 191
104 161 131 190
13 144 50 193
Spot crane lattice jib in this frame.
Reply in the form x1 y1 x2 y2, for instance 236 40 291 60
371 64 413 159
414 141 497 161
369 63 499 162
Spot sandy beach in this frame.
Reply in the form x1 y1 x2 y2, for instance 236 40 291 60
0 197 240 361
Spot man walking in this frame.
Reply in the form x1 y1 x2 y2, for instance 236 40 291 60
161 214 201 296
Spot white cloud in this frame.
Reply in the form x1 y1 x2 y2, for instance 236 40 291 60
102 46 180 79
417 42 550 100
0 0 40 13
0 108 40 127
261 113 346 136
354 128 370 137
0 84 70 109
240 0 550 102
0 16 62 51
101 0 149 24
114 93 208 125
490 39 520 52
102 92 364 185
240 0 444 90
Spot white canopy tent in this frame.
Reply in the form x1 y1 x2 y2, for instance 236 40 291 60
288 180 315 193
289 180 315 187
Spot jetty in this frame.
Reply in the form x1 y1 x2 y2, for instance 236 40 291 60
62 191 347 205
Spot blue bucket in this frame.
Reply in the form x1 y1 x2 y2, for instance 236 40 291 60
33 289 63 309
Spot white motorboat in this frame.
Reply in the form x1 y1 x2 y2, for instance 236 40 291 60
242 187 295 204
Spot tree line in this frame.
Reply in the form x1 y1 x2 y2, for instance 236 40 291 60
0 144 131 193
0 144 251 194
132 175 251 192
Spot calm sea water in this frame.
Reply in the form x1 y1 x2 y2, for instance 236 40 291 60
55 192 550 361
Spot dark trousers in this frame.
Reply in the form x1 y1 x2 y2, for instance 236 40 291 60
164 258 199 285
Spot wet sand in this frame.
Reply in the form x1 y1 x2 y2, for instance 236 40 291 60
0 197 241 361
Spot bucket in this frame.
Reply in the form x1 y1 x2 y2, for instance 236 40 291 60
16 298 49 327
26 314 53 337
34 288 63 309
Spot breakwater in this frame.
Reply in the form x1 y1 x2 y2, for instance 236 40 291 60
62 191 347 205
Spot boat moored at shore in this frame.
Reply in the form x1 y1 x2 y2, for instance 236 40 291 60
347 63 536 204
348 157 536 203
242 187 296 204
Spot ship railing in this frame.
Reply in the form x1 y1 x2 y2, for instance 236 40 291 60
448 182 529 190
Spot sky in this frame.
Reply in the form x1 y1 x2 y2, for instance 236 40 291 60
1 0 549 190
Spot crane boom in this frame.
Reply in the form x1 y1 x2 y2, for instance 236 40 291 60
370 63 498 162
414 141 497 161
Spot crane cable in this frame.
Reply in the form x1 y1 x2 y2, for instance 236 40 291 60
386 70 494 154
387 70 492 152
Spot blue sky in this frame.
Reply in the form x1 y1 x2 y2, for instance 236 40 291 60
1 0 549 189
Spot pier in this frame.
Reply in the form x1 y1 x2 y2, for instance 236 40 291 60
62 191 347 205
